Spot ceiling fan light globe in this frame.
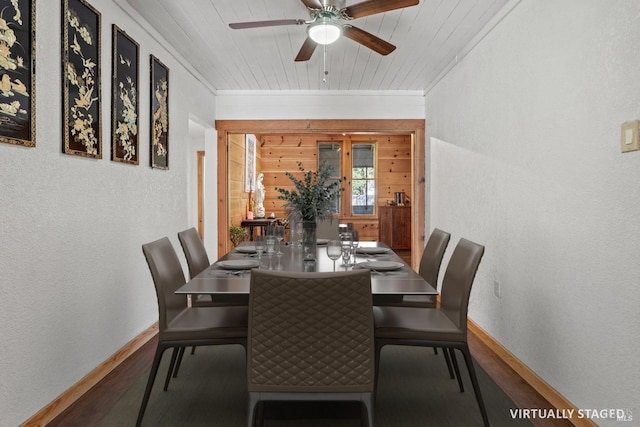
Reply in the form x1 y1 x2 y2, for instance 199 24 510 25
308 22 341 45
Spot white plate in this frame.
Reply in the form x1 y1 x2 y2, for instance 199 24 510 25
356 247 390 255
216 259 260 270
316 238 329 245
235 245 257 254
355 261 404 271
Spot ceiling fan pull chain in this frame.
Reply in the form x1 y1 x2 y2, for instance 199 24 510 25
323 44 328 83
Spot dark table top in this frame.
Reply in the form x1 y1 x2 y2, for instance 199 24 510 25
176 241 437 296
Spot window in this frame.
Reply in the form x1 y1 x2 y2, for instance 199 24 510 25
351 144 375 215
318 143 341 215
318 141 376 217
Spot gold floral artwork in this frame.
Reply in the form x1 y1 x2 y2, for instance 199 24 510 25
112 26 139 164
63 0 101 158
152 78 168 158
150 55 168 169
67 19 97 154
0 0 35 146
116 75 137 161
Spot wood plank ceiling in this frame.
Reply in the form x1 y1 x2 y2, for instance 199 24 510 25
121 0 511 92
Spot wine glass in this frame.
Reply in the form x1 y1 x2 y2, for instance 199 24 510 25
341 242 352 268
326 240 342 271
275 225 285 255
254 235 265 266
351 230 360 265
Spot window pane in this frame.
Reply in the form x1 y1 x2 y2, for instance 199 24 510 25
318 143 341 214
318 143 341 178
351 145 374 215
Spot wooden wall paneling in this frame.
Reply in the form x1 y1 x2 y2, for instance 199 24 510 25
378 158 412 174
216 120 425 268
227 133 251 251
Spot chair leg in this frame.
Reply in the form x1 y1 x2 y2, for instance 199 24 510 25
460 345 490 427
136 344 167 427
374 342 383 394
191 346 196 355
363 394 374 427
449 348 464 392
247 393 259 427
173 347 186 378
163 347 179 391
433 347 438 355
441 347 455 379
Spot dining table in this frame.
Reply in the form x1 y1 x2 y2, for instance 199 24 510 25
176 241 437 297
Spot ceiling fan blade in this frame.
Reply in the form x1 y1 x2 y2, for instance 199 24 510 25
342 25 396 56
344 0 419 19
300 0 322 9
229 19 305 30
295 37 317 62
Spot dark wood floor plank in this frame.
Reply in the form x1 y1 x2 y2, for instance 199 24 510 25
47 336 157 427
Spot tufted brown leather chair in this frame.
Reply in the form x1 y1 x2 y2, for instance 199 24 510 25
137 237 248 427
373 238 489 427
247 269 375 427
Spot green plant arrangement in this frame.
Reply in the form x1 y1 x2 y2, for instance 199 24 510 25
275 161 342 222
229 224 248 247
276 162 342 260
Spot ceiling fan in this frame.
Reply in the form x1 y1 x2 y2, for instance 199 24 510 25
229 0 419 62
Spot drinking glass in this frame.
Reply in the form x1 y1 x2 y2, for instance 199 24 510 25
265 235 276 256
351 230 360 265
254 235 265 265
326 240 342 271
341 243 352 268
275 225 285 255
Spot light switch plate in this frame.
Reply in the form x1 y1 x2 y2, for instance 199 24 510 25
621 120 640 153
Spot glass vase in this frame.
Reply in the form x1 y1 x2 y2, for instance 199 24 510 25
302 220 317 260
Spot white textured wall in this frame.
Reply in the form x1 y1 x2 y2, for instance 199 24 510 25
0 2 215 426
426 0 640 422
215 90 425 120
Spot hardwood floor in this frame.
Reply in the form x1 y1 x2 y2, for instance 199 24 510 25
47 328 571 427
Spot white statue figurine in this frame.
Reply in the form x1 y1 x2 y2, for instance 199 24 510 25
255 172 266 218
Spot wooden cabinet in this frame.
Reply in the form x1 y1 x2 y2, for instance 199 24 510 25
379 206 411 250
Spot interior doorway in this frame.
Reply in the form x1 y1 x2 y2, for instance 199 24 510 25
188 119 206 238
215 119 426 269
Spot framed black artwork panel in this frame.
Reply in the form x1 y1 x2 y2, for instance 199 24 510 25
0 0 36 147
111 25 139 165
150 55 169 169
62 0 102 158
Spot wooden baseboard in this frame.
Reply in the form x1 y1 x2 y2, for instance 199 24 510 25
20 323 159 427
468 320 596 427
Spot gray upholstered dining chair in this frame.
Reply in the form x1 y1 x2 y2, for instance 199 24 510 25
383 227 451 308
177 227 214 307
247 269 375 427
178 227 248 309
408 227 451 306
137 237 248 427
373 238 489 427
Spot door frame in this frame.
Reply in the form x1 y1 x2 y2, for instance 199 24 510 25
215 119 425 269
197 150 205 239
